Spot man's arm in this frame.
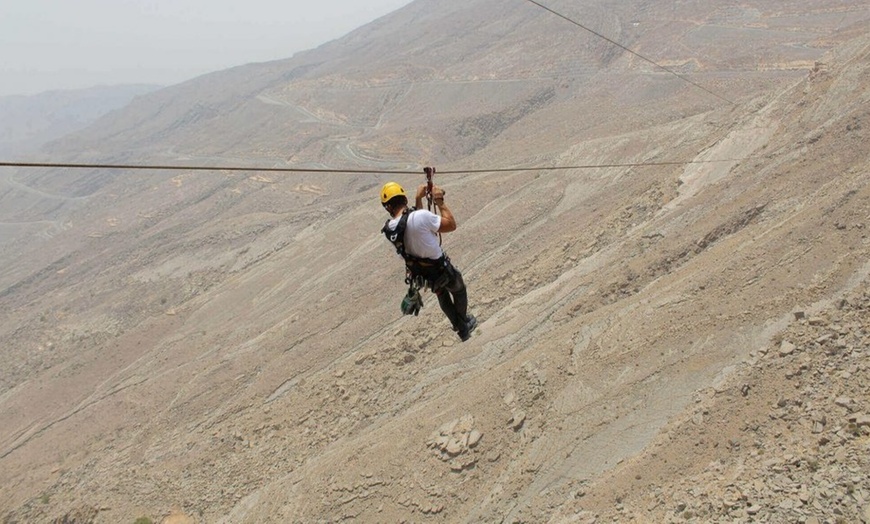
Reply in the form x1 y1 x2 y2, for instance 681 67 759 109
415 183 426 210
433 186 456 233
436 204 457 233
416 183 456 232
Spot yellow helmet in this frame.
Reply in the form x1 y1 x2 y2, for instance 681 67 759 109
380 182 406 204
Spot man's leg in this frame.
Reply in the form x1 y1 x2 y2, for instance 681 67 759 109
445 268 468 323
431 264 465 330
438 265 475 340
435 289 462 330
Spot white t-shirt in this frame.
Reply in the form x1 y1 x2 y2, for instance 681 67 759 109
388 209 443 260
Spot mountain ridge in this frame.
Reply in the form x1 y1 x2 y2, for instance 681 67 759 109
0 84 161 157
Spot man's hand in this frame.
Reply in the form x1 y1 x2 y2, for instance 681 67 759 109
414 183 455 231
415 183 427 209
416 183 446 202
416 183 447 208
431 186 446 205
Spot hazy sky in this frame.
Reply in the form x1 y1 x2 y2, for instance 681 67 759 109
0 0 414 97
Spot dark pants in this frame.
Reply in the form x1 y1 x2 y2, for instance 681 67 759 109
414 261 469 331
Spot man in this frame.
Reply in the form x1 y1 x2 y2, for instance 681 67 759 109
380 181 477 341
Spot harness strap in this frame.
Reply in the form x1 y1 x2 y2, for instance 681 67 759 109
383 208 448 283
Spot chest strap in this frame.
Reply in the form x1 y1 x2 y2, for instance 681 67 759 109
382 209 446 271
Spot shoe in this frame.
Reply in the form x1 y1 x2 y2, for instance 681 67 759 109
458 315 477 342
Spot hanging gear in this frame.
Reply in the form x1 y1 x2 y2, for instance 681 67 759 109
423 167 443 246
400 280 424 316
382 208 418 260
424 167 435 211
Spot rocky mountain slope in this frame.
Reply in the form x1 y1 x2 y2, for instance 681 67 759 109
1 1 868 523
577 283 870 523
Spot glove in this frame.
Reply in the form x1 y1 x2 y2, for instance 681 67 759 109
401 287 423 316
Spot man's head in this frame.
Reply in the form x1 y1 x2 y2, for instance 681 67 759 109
380 182 407 215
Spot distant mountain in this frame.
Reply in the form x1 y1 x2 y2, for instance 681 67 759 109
0 84 161 156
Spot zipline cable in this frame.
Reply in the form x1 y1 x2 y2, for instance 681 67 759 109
437 158 750 174
0 158 753 176
0 5 752 179
0 161 420 175
521 0 737 106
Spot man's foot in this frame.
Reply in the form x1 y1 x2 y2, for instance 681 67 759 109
458 315 477 342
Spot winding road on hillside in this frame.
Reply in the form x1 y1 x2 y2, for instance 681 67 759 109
257 92 421 171
0 173 83 237
0 172 90 202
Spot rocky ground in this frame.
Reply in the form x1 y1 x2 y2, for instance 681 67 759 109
27 280 870 524
571 283 870 524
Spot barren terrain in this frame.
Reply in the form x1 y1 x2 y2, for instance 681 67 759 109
1 1 869 523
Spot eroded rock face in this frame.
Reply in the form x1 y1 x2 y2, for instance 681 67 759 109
571 287 870 523
52 506 99 524
427 415 483 471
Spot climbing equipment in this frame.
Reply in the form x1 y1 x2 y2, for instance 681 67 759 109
424 167 435 211
401 280 424 316
423 166 443 246
382 200 454 297
382 208 450 285
380 181 406 205
382 208 416 260
382 166 454 293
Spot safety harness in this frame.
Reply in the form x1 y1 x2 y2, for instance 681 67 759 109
383 167 452 315
382 208 449 284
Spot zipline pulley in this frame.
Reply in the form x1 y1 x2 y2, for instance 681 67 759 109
423 166 442 246
424 166 436 212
